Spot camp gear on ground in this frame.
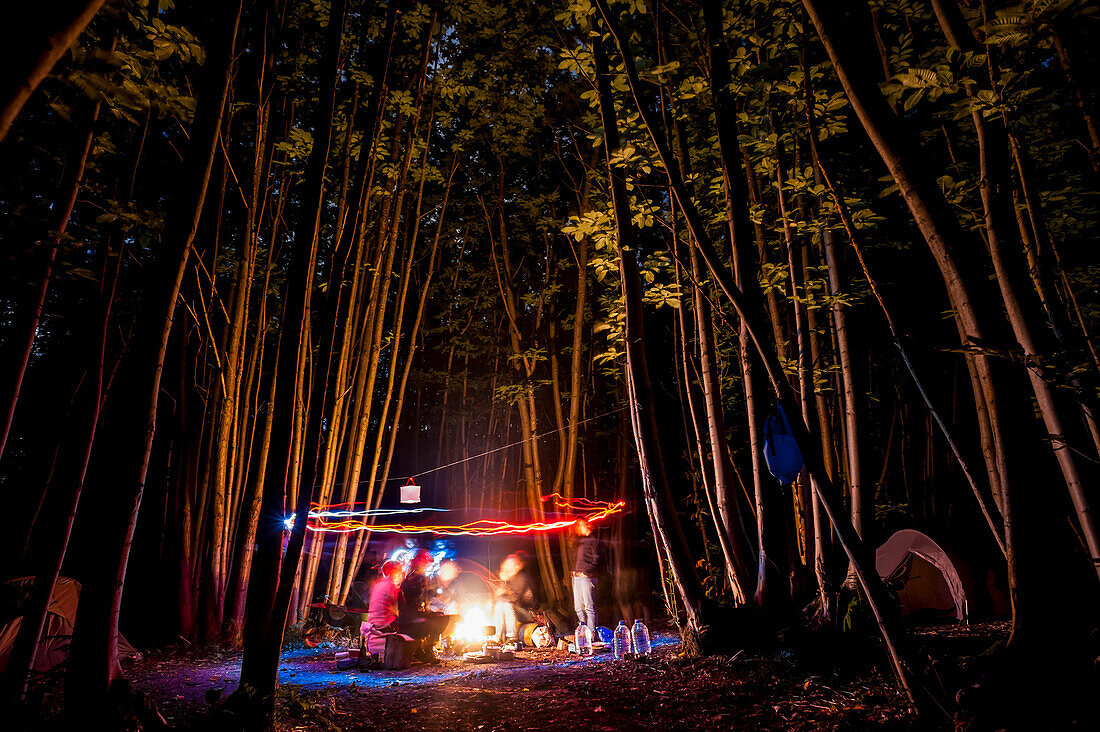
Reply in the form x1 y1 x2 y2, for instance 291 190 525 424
518 621 554 648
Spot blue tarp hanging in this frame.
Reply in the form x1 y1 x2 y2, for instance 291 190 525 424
763 404 803 485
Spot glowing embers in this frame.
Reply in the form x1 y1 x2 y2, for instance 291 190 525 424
304 494 626 535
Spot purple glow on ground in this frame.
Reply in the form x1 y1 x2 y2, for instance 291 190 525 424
132 631 680 714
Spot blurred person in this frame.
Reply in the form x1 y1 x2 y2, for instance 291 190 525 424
493 552 539 644
398 550 452 661
399 549 433 616
428 558 461 612
362 560 404 652
571 519 602 630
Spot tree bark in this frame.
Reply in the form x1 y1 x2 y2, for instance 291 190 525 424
66 0 243 710
236 0 346 722
0 1 107 141
595 0 919 700
593 34 708 646
0 75 105 465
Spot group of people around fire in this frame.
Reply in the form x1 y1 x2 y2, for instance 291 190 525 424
362 519 604 657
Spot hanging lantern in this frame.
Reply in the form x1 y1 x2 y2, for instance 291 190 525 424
400 478 421 504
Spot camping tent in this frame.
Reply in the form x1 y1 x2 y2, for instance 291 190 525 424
875 530 970 622
0 576 141 673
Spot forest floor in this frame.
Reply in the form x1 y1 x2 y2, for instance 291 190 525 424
118 623 1015 730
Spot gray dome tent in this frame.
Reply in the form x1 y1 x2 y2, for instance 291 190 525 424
875 530 970 622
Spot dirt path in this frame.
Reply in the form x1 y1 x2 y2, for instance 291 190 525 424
128 630 920 730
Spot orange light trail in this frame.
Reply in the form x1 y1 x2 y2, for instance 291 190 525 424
305 494 626 535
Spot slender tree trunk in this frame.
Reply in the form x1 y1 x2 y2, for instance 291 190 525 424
595 0 919 700
929 0 1100 582
563 234 588 504
690 248 753 602
236 1 345 723
593 35 708 648
701 0 787 609
66 1 243 709
0 81 105 465
0 1 107 141
1052 27 1100 172
803 82 1007 559
773 123 830 614
3 237 120 702
674 243 744 599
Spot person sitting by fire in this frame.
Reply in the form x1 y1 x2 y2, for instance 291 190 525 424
428 558 460 613
493 552 539 646
362 560 404 654
396 549 453 661
399 549 433 615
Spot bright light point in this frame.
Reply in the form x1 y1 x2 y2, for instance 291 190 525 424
452 604 493 643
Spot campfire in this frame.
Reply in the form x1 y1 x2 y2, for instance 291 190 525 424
451 604 494 644
439 604 517 662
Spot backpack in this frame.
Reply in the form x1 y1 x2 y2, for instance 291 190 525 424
763 403 804 485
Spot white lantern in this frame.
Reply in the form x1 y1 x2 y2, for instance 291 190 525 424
400 482 421 504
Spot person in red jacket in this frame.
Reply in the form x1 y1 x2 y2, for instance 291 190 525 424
362 560 404 654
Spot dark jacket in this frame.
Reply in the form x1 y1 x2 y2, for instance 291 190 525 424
573 534 602 575
499 569 539 611
399 571 428 615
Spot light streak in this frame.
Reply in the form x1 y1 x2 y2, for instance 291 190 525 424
309 506 447 518
303 494 626 535
283 504 447 529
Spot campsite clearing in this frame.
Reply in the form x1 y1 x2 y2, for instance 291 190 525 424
119 624 1014 730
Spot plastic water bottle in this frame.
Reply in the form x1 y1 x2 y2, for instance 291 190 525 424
575 623 593 656
630 619 651 657
613 621 630 659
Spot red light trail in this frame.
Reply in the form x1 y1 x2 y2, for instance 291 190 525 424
303 493 625 535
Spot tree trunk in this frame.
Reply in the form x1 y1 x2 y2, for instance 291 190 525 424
593 35 708 647
0 1 107 141
803 82 1007 560
236 0 345 723
595 0 919 700
66 0 243 710
3 234 120 702
701 0 788 609
1052 26 1100 172
0 78 105 465
929 0 1100 582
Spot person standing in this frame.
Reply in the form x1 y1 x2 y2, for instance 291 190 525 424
571 519 602 631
